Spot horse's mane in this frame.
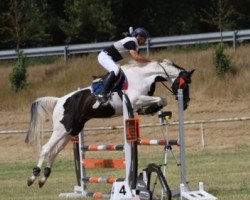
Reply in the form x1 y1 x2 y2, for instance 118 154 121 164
122 59 177 69
92 59 184 78
122 60 165 70
161 59 173 65
160 59 185 71
121 60 149 68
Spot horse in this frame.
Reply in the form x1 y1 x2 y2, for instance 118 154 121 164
25 59 194 187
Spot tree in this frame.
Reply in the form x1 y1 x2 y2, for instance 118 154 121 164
200 0 237 41
1 0 249 48
60 0 116 43
0 0 51 51
0 1 13 49
9 51 27 92
42 0 67 45
2 0 24 52
231 0 250 30
214 43 231 75
111 0 201 38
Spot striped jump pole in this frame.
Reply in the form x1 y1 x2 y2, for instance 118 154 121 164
82 177 125 184
81 139 179 151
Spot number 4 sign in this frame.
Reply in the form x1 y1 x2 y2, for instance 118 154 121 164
110 181 136 200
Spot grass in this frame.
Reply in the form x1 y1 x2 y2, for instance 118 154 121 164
1 44 250 110
0 147 249 200
0 160 76 200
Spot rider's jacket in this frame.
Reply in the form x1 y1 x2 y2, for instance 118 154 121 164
103 37 139 62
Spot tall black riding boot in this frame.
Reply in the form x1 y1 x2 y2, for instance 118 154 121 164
97 71 116 103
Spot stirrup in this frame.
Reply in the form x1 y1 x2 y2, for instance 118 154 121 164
97 94 109 104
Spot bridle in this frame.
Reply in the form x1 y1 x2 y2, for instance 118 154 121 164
157 62 175 95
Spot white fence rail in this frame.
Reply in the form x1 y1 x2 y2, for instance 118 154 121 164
0 29 250 62
1 117 249 148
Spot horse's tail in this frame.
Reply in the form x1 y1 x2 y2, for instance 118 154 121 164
25 97 58 146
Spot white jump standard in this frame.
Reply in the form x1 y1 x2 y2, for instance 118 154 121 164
177 89 217 200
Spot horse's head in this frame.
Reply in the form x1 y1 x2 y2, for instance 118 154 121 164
171 69 195 110
156 60 195 110
122 60 194 112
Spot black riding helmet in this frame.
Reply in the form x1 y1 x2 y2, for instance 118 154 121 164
131 27 150 39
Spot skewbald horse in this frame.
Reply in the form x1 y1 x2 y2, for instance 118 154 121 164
25 59 194 187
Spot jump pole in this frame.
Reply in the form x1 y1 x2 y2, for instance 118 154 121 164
177 89 188 188
177 89 217 200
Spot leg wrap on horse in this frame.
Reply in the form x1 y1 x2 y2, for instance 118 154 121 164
33 166 41 177
137 103 163 115
44 167 51 178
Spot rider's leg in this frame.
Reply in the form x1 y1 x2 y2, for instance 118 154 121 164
98 71 117 103
97 52 119 103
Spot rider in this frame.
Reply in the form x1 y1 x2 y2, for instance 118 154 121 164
97 27 153 103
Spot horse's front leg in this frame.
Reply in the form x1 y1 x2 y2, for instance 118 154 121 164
27 130 67 187
134 95 167 114
38 134 71 188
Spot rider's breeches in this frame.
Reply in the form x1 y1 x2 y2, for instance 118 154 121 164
98 51 120 76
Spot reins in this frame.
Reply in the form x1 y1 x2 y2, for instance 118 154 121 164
157 62 175 95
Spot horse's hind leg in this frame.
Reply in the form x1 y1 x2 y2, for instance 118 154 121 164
27 130 68 187
38 134 71 188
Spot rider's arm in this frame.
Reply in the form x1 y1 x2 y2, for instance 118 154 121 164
129 50 152 63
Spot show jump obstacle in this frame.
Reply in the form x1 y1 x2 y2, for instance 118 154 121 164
59 90 217 200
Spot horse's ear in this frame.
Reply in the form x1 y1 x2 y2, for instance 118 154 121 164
184 69 195 84
189 69 195 77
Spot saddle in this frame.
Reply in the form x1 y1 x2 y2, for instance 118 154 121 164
91 69 128 96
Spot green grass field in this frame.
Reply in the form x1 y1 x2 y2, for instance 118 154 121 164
0 146 249 200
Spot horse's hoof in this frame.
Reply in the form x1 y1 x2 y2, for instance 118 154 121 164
38 178 46 188
38 180 44 188
27 177 34 186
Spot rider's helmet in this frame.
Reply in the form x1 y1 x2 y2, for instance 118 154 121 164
131 27 150 39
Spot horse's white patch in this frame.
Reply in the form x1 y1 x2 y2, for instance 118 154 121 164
92 100 101 109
